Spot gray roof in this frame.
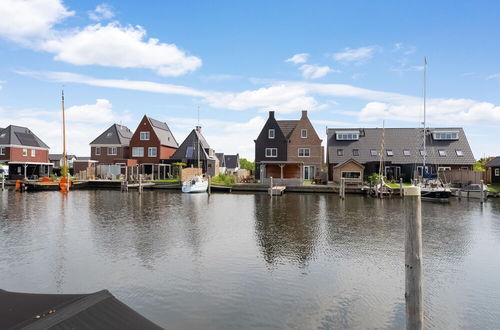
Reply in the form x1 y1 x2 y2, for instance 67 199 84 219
327 127 475 166
75 156 91 161
147 117 179 148
224 154 239 169
486 156 500 167
277 120 299 138
49 154 76 161
215 153 225 166
90 124 133 145
0 125 49 149
170 128 211 161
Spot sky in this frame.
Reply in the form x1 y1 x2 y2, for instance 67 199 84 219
0 0 499 160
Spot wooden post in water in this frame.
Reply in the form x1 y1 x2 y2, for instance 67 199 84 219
400 178 403 197
404 195 423 330
480 180 485 204
139 174 143 194
208 175 211 195
1 174 4 191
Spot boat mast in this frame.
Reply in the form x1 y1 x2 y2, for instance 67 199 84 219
62 89 67 175
422 57 427 172
197 106 200 169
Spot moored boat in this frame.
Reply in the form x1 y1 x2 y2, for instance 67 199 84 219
182 175 208 193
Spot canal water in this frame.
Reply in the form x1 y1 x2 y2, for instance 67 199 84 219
1 190 499 329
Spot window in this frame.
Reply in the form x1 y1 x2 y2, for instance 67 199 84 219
336 131 359 140
342 171 361 179
148 147 157 157
22 148 27 156
298 148 310 157
0 132 5 138
140 131 150 140
186 146 194 158
386 150 394 156
403 150 411 156
353 149 359 156
106 132 113 137
265 148 277 157
438 150 447 157
420 150 427 156
495 168 500 176
95 147 101 156
0 147 5 155
268 129 275 139
301 129 307 138
438 167 451 172
108 147 117 155
433 131 459 140
132 147 144 157
370 149 377 156
31 149 35 157
337 149 344 156
456 150 464 157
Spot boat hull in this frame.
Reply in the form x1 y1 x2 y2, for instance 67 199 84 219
420 189 452 201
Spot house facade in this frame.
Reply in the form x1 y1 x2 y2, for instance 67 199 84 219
129 115 178 166
326 127 475 182
224 154 240 174
485 157 500 184
0 125 53 179
169 126 219 177
49 154 77 169
254 110 323 185
90 124 133 165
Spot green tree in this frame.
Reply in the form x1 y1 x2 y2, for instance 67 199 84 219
239 158 254 172
474 157 492 171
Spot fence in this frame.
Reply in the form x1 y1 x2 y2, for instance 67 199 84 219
181 168 202 182
440 169 485 186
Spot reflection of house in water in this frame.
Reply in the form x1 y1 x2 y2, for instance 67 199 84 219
253 194 321 266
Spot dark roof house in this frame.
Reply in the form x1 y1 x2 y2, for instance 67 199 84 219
90 124 133 146
224 154 240 170
0 125 50 149
215 153 225 167
90 124 134 164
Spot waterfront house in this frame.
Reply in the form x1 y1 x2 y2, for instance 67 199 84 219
331 159 365 185
215 153 226 173
49 153 77 169
73 157 98 175
224 154 240 174
90 124 134 165
485 157 500 184
254 110 323 185
0 125 53 179
169 126 219 177
326 127 475 182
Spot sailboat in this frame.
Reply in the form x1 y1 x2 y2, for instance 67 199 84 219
416 58 452 201
182 111 208 193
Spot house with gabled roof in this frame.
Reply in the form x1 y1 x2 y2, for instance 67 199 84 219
0 125 53 179
169 126 219 177
326 127 475 182
49 154 77 169
129 115 179 176
90 124 133 165
224 154 240 174
254 110 323 185
215 153 226 173
485 157 500 184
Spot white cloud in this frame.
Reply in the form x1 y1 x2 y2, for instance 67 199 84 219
89 3 114 21
285 53 309 64
65 99 116 123
299 64 333 79
486 74 500 80
0 0 73 43
333 46 378 64
41 23 201 76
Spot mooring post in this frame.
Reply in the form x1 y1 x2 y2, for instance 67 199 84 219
480 179 485 204
404 195 423 330
1 174 4 191
208 175 211 195
139 174 142 194
270 176 273 197
400 178 403 197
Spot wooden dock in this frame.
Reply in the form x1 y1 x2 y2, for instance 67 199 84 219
268 186 286 196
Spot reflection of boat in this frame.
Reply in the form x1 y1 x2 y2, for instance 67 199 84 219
182 175 208 193
452 184 489 199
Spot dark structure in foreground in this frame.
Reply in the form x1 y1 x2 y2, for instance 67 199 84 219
0 289 162 330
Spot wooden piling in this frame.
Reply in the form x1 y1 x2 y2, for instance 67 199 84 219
139 174 143 194
1 174 4 191
208 175 211 195
269 176 273 197
400 178 403 197
480 180 485 204
404 195 423 330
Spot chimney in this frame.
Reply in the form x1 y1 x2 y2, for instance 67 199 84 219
269 111 275 119
195 126 202 133
301 110 308 119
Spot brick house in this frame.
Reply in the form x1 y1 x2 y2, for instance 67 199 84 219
129 115 179 175
0 125 53 179
90 124 134 165
254 110 323 185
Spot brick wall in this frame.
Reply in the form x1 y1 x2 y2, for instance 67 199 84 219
90 146 128 164
286 111 323 173
7 147 49 163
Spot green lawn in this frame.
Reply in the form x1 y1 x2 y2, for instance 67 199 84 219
488 184 500 193
386 182 412 188
210 174 236 186
151 179 179 183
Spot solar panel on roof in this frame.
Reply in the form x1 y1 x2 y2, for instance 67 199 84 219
15 132 40 147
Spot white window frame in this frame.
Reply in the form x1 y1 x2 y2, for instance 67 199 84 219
108 147 117 156
106 132 113 137
370 149 377 156
495 168 500 176
298 148 310 157
433 131 459 140
95 147 101 156
22 148 27 156
268 129 275 139
438 150 447 157
301 129 307 138
403 150 411 156
132 147 144 157
456 150 464 156
341 171 361 179
140 131 150 141
386 150 394 156
353 149 359 156
0 147 5 155
31 149 36 157
148 147 157 157
336 131 360 140
337 149 344 156
265 148 277 157
438 167 451 172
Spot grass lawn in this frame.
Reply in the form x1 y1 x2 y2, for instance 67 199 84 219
210 174 236 186
386 182 412 188
151 179 179 183
488 184 500 193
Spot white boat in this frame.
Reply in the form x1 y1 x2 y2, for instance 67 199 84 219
453 184 489 199
182 175 208 193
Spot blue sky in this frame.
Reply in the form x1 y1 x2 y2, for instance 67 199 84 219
1 0 499 160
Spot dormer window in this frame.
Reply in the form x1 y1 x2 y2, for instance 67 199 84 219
433 131 459 140
438 150 447 157
370 149 377 156
386 150 394 156
403 150 411 156
336 131 359 140
456 150 464 157
140 131 150 140
268 129 275 139
301 129 307 138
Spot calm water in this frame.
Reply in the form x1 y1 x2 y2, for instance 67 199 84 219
1 190 500 329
